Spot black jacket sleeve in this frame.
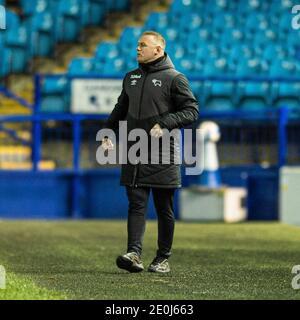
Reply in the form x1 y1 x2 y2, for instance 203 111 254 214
105 78 129 131
157 74 199 130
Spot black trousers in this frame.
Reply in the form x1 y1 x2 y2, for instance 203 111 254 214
126 186 175 258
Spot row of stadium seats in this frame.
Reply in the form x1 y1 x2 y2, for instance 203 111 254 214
2 0 300 113
40 73 300 113
169 0 293 15
20 0 129 16
0 0 130 77
87 10 300 74
149 10 294 32
39 0 300 113
66 42 300 77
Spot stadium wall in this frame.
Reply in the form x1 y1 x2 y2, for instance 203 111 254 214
0 76 290 221
0 166 277 220
0 169 174 219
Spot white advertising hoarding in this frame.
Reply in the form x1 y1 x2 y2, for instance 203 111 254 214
71 79 122 114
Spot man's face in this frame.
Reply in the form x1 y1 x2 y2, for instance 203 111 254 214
137 35 162 63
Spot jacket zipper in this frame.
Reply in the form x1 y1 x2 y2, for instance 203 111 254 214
132 160 138 187
131 72 148 187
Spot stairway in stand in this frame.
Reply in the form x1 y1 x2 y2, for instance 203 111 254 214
0 0 171 170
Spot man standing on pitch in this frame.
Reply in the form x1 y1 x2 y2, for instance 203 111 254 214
102 31 199 273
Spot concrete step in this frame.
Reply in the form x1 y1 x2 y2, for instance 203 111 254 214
3 0 172 104
0 108 31 115
0 160 56 170
0 94 32 115
0 146 31 162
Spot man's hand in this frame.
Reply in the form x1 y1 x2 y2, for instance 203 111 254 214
150 123 163 138
101 138 114 150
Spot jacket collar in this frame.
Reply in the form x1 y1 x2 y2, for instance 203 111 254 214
139 53 174 73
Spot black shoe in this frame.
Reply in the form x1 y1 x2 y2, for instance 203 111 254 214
148 256 170 273
116 252 144 273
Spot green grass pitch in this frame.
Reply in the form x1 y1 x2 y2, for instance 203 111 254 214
0 220 300 300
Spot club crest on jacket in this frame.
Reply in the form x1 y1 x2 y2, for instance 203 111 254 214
152 79 162 87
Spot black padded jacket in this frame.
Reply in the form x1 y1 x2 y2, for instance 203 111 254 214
105 53 199 188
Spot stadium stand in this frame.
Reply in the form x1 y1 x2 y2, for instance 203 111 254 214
1 0 299 110
1 0 134 169
0 0 300 171
0 0 300 221
43 0 300 113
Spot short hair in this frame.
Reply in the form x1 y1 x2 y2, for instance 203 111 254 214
141 31 166 49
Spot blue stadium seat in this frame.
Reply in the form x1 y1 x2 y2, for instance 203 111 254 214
80 0 91 26
167 43 185 61
238 82 271 111
286 32 300 50
269 60 297 77
41 76 69 112
55 0 82 42
24 12 54 57
220 28 243 48
68 57 94 75
234 59 261 76
94 42 119 63
119 27 143 53
111 0 129 11
43 76 68 94
41 95 69 112
5 26 28 72
250 29 275 49
126 58 138 71
237 0 264 16
212 12 235 34
203 58 227 77
194 43 218 63
272 82 300 110
203 81 236 111
93 59 105 73
189 81 203 105
20 0 49 15
0 11 27 74
178 13 202 34
87 0 106 25
124 46 138 61
46 0 65 14
262 44 285 64
175 58 195 74
170 0 194 14
278 12 292 34
187 30 212 54
153 26 178 43
204 0 228 13
5 25 27 47
227 44 252 67
145 12 168 30
244 12 267 33
5 10 20 29
210 0 239 11
101 58 126 76
0 47 11 78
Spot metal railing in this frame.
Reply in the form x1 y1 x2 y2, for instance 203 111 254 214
0 73 299 217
